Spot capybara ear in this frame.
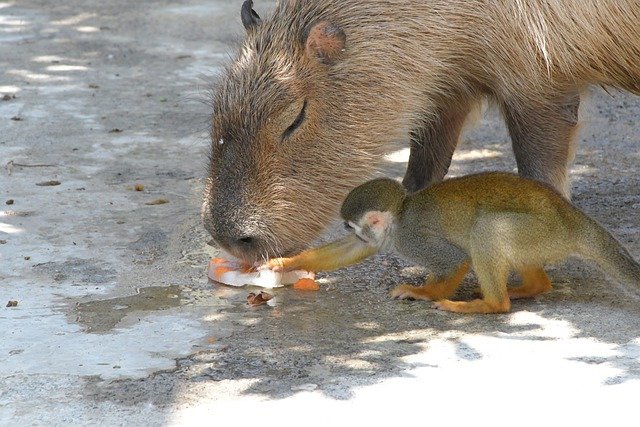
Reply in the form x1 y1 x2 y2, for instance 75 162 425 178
305 21 346 65
241 0 261 31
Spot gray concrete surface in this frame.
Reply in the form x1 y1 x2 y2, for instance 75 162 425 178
1 1 639 425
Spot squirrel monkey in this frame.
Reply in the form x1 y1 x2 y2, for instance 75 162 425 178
264 172 640 314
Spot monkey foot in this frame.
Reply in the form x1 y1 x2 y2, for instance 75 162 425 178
475 287 550 300
390 284 436 301
432 298 511 314
509 268 552 299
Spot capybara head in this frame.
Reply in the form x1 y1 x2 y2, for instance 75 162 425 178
202 1 383 262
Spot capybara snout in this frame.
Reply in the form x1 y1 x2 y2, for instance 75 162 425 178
203 2 374 261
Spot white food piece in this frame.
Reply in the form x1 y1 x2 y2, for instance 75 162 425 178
208 259 314 288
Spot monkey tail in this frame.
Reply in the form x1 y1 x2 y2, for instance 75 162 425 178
576 215 640 294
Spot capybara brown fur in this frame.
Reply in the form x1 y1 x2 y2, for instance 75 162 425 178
203 0 640 262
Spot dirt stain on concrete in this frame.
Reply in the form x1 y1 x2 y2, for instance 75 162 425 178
73 285 183 333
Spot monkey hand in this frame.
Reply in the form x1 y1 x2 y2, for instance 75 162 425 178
260 257 298 272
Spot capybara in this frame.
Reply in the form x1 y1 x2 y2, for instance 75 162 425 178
203 0 640 262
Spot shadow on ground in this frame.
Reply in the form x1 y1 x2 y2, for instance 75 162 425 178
84 144 640 406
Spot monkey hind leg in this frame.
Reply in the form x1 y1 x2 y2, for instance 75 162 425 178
391 262 470 301
508 266 552 299
434 259 511 314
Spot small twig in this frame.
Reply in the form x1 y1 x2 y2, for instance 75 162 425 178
5 160 57 176
10 161 57 167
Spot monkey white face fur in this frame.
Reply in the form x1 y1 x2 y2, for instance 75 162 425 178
347 210 396 250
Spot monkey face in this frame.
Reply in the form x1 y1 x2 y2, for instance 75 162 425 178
346 210 395 249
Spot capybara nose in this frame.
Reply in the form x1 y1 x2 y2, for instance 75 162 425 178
213 232 264 257
234 235 259 250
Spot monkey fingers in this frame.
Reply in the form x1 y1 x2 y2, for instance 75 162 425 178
390 281 456 301
390 284 436 301
262 257 294 272
390 262 469 301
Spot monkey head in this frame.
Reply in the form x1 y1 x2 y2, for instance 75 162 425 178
340 178 405 250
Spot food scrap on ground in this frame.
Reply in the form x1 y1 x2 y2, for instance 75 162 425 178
246 291 273 307
293 278 320 291
208 257 314 288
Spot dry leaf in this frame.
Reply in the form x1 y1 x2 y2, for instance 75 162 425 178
6 300 18 307
247 291 273 307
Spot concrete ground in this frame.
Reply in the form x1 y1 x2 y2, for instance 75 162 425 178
1 1 639 425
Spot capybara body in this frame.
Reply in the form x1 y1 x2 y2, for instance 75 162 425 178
203 0 640 262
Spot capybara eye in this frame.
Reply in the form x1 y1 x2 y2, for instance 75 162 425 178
282 100 307 139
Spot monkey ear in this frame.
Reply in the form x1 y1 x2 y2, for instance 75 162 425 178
241 0 261 31
305 21 346 65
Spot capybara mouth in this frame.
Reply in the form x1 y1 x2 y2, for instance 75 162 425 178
212 235 301 265
214 239 299 264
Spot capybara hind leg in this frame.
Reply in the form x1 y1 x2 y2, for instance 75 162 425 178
403 100 473 193
509 266 552 299
501 93 580 198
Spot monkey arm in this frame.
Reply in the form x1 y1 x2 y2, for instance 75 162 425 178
264 233 378 272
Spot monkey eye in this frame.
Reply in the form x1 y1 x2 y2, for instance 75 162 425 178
282 100 307 139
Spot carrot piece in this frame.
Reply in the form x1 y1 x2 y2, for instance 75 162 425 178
214 266 233 279
293 278 320 291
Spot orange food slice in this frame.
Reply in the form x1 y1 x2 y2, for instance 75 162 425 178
293 278 319 291
213 266 233 279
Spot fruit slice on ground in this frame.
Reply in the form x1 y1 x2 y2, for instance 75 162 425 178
293 278 320 291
